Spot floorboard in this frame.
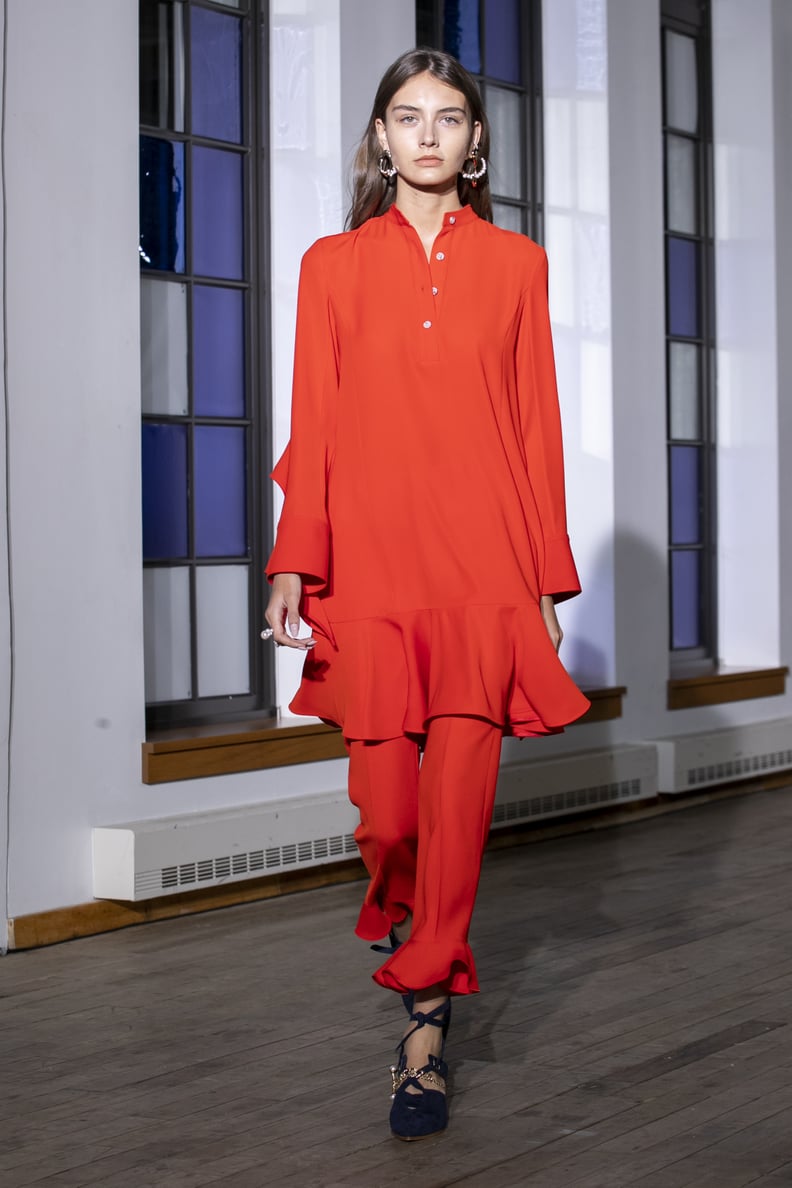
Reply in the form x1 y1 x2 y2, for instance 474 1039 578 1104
3 786 792 1186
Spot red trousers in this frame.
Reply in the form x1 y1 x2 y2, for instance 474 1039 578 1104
347 716 503 996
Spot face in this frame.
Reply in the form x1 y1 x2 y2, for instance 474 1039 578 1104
375 71 481 194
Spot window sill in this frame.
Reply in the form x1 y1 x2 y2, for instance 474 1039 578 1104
667 666 788 711
142 685 625 785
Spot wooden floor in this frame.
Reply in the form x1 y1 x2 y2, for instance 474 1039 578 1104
4 786 792 1187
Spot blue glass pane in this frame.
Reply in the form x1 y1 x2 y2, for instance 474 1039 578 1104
194 426 247 556
484 0 520 84
140 136 185 272
142 423 188 559
193 286 245 417
667 236 699 338
670 445 701 545
671 549 701 649
192 146 244 279
191 8 242 143
444 0 481 75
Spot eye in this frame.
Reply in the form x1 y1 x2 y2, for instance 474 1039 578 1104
441 116 462 125
399 115 417 124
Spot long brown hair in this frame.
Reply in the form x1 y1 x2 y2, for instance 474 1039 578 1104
346 48 492 231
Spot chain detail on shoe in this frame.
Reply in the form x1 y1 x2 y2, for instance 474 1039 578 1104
389 1064 446 1096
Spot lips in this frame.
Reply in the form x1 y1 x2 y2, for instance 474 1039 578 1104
416 157 443 165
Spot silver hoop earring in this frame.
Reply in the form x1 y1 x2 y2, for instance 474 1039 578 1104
461 148 488 187
378 152 397 179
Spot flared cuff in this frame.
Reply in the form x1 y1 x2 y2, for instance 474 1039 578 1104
372 940 480 997
541 533 581 603
266 509 329 589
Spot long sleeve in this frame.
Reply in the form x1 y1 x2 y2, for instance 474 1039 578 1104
516 249 581 602
266 243 339 591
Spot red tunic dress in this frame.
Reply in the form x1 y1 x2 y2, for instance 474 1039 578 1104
267 204 590 738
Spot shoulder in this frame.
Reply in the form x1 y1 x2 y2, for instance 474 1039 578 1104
302 218 386 264
466 219 547 293
473 219 545 265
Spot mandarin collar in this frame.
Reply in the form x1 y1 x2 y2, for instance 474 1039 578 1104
386 203 478 229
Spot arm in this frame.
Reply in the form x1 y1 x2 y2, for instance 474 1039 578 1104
516 249 581 605
265 243 339 591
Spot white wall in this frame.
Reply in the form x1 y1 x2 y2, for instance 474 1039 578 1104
543 0 617 695
0 3 9 944
712 0 779 669
773 0 792 683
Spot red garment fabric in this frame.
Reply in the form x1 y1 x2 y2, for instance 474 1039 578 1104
348 717 503 997
267 203 590 738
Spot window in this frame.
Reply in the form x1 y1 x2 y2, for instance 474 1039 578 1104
417 0 543 239
661 0 716 662
139 0 273 729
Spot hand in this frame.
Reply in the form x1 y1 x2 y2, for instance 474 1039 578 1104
540 595 563 653
265 573 316 650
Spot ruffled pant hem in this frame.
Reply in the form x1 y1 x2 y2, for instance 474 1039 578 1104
355 902 406 943
372 940 479 997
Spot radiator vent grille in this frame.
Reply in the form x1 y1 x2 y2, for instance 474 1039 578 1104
686 749 792 788
149 832 358 897
492 777 641 827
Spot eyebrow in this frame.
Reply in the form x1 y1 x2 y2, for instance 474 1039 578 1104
391 104 467 115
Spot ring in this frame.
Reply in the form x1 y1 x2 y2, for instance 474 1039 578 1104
260 628 274 640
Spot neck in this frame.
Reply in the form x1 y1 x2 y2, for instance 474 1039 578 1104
392 180 461 237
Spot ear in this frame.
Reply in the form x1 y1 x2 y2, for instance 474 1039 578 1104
375 117 389 154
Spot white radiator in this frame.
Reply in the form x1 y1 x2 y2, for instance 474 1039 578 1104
92 792 360 902
94 744 657 903
493 743 657 827
656 717 792 794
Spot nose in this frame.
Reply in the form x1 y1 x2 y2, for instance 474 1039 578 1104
420 125 438 147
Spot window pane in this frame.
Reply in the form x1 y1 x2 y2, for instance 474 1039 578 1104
492 202 524 234
670 445 701 545
192 146 244 279
141 279 188 416
671 549 701 649
665 31 698 134
140 0 185 131
444 0 481 75
140 136 185 273
191 7 242 144
194 426 247 557
193 286 245 417
668 342 700 440
143 566 192 701
196 566 250 696
142 423 189 559
486 85 523 199
484 0 521 84
666 134 697 234
667 236 699 338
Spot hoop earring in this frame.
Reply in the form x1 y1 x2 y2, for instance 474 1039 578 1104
378 152 397 180
460 148 488 188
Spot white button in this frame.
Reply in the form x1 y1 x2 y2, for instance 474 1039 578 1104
432 286 438 296
436 251 445 260
423 320 432 329
449 216 456 224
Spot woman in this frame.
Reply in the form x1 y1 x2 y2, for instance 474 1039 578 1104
264 47 589 1141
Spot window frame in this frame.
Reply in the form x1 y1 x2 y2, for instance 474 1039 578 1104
139 0 275 731
661 0 717 669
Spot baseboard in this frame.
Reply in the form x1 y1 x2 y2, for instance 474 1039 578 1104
7 771 791 952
